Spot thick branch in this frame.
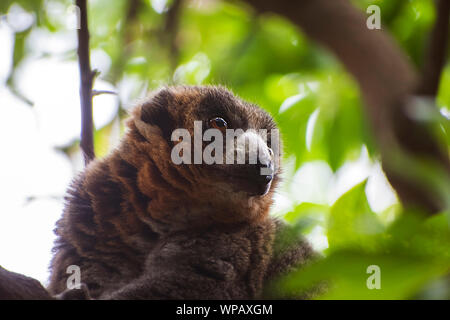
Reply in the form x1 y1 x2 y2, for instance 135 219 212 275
76 0 95 164
0 266 53 300
246 0 450 213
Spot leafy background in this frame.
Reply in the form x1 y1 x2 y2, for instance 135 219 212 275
0 0 448 299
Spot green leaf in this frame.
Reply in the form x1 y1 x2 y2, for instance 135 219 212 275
275 250 448 300
387 211 450 261
284 202 329 225
327 180 385 251
308 73 374 170
275 87 318 168
274 212 450 299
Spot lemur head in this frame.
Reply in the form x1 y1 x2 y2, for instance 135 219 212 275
126 86 281 229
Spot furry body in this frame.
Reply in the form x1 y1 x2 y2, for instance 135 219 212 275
48 86 314 299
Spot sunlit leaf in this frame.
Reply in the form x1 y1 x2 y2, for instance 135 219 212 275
327 180 385 251
284 202 329 225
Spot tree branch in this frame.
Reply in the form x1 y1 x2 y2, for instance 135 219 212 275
162 0 183 73
109 0 141 83
245 0 450 213
417 0 450 96
92 89 117 97
0 266 53 300
76 0 95 164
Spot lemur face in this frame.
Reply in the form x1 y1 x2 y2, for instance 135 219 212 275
131 86 281 224
189 88 280 197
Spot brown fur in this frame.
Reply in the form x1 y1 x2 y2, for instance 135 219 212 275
48 86 314 299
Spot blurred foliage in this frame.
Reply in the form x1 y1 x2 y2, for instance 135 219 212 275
275 206 450 299
1 0 449 299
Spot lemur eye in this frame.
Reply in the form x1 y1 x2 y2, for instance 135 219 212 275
209 117 228 131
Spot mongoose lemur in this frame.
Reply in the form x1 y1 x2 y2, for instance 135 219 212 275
48 86 315 299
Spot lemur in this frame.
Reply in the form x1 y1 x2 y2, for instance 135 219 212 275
48 86 315 299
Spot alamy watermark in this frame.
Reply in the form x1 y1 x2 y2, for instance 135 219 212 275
170 122 280 176
66 265 81 290
366 265 381 289
366 5 381 30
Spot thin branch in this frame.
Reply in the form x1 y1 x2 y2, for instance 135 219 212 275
76 0 95 164
92 90 117 97
162 0 183 73
109 0 141 83
23 194 63 206
417 0 450 96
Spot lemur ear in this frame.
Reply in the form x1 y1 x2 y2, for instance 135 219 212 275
139 89 175 141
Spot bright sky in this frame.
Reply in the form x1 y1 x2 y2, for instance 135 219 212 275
0 4 397 287
0 13 119 285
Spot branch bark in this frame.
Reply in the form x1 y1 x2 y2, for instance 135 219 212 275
0 266 53 300
246 0 450 213
77 0 95 164
417 0 450 96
